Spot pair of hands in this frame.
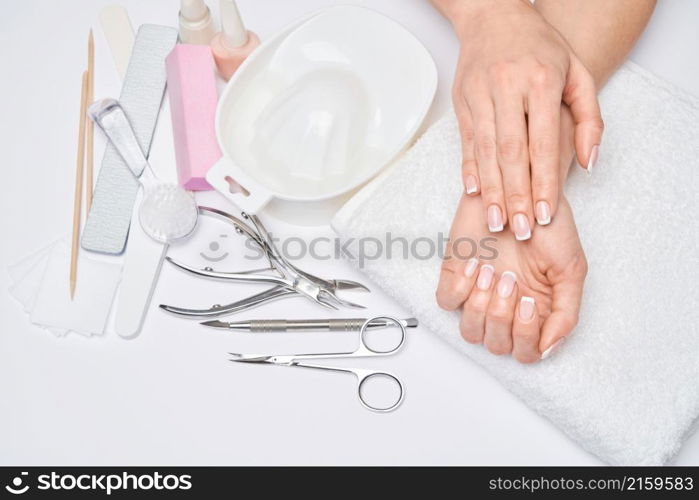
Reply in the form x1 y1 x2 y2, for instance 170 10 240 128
436 0 601 361
437 106 587 363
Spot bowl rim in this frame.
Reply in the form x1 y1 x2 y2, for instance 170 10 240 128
214 4 438 203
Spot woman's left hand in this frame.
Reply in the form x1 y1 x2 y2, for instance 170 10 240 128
442 0 603 238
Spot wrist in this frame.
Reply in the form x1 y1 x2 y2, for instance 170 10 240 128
438 0 532 27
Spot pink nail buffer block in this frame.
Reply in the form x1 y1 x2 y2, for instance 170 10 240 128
166 44 221 190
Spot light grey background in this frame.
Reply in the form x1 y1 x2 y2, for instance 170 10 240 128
0 0 697 465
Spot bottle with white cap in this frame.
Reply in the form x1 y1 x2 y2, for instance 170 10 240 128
210 0 260 80
179 0 216 45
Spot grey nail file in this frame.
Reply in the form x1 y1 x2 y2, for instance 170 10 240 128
82 25 178 255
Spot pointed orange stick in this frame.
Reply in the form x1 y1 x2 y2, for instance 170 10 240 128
86 30 95 209
70 71 89 299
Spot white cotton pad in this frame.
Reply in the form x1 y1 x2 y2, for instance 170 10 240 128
332 62 699 465
138 183 198 243
8 245 53 313
30 241 122 337
7 239 54 282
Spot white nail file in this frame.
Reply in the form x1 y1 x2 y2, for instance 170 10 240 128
113 98 178 339
114 216 168 338
81 24 178 255
99 5 135 79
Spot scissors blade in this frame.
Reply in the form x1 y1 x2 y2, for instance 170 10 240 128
228 353 297 365
228 353 274 364
331 280 370 292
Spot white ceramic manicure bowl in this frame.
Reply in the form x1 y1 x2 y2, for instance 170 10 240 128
207 5 438 214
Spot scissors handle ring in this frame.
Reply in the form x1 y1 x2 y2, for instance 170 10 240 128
356 371 405 412
358 316 407 355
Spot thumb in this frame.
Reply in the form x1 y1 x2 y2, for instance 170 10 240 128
539 259 586 359
562 54 604 172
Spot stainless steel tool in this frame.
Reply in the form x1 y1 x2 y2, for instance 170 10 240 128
159 206 370 317
202 317 418 332
229 316 407 412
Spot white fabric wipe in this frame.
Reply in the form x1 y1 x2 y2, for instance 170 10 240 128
9 238 122 337
332 62 699 465
8 244 53 314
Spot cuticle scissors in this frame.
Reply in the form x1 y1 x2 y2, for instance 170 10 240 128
229 316 406 412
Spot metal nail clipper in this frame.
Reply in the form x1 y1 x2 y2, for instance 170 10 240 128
159 206 370 317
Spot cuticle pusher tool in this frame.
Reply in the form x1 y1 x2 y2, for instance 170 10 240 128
202 317 418 332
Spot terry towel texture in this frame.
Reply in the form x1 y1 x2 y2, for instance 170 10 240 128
332 62 699 465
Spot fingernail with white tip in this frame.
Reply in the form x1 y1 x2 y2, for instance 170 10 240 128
488 205 504 232
535 201 551 226
513 213 531 241
519 296 535 321
465 175 478 195
541 337 566 360
587 144 599 175
476 264 495 290
497 271 516 298
464 258 479 278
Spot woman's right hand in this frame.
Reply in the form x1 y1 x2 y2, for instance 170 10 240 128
437 0 603 239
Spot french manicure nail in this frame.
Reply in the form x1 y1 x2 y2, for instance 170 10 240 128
464 258 479 278
519 296 535 321
513 213 531 241
535 201 551 226
465 175 478 194
477 264 494 290
587 144 599 175
487 205 504 232
541 337 566 360
497 271 517 298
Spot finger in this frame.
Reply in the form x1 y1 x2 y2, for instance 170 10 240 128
512 296 541 364
436 195 482 310
539 262 586 359
467 91 506 233
454 95 480 196
563 55 604 173
460 264 495 344
483 271 518 355
527 89 561 226
493 92 533 240
436 256 480 311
